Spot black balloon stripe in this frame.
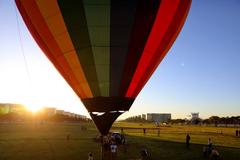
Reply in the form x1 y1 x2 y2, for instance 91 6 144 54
110 0 138 96
118 0 161 96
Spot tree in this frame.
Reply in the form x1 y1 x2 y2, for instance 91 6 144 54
209 116 220 127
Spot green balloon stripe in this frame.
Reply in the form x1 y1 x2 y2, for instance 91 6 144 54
83 0 110 96
57 0 101 96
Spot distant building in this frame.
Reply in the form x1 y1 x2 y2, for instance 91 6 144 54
191 112 199 120
56 110 86 119
0 103 88 120
0 103 10 114
9 104 26 113
42 107 56 117
56 110 64 115
142 114 146 120
147 113 171 123
70 113 75 118
77 115 87 119
0 103 26 114
63 111 71 117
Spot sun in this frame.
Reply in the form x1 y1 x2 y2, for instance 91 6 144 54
24 103 42 113
23 99 42 113
26 105 42 113
21 86 44 113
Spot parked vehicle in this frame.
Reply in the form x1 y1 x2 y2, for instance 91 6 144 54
111 132 125 144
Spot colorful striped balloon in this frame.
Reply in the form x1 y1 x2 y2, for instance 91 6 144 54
16 0 191 135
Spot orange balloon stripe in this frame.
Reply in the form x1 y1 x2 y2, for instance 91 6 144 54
16 0 88 99
35 0 93 98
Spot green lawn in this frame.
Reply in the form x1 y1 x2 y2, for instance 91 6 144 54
0 122 239 160
113 122 240 148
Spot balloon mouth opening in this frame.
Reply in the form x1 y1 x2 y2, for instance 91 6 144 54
90 111 125 135
82 97 135 135
91 110 125 116
82 96 135 112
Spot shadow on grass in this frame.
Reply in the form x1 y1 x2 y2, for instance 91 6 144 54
117 134 240 160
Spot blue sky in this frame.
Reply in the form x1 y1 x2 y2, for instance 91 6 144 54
0 0 240 119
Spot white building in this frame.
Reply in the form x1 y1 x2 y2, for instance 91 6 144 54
191 112 199 120
147 113 171 123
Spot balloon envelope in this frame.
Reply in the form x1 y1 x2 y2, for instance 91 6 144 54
16 0 191 135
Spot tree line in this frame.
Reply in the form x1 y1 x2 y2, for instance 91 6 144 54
123 115 240 126
169 116 240 126
0 112 90 123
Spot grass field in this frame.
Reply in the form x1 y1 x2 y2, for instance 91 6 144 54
0 122 239 160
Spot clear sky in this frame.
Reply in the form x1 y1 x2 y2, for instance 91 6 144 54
0 0 240 119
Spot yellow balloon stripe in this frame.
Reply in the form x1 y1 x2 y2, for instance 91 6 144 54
35 0 93 98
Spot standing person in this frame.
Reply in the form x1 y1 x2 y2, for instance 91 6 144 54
121 128 124 134
206 138 213 156
186 133 191 148
110 141 117 160
203 145 208 158
123 135 127 153
143 128 146 135
121 134 126 145
157 128 160 137
102 136 110 160
208 138 213 148
236 129 238 136
88 152 93 160
140 148 149 160
66 134 70 141
210 148 220 160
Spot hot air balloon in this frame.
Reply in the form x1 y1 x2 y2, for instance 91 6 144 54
16 0 191 135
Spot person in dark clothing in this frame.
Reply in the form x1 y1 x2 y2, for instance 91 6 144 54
66 134 70 141
236 130 238 136
203 145 208 158
186 133 191 148
210 148 220 160
121 128 124 134
88 152 93 160
208 138 213 148
140 148 149 160
143 128 146 135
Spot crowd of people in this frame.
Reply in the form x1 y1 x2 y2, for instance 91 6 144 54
88 128 240 159
186 134 221 160
88 135 118 160
101 134 120 160
202 138 220 160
